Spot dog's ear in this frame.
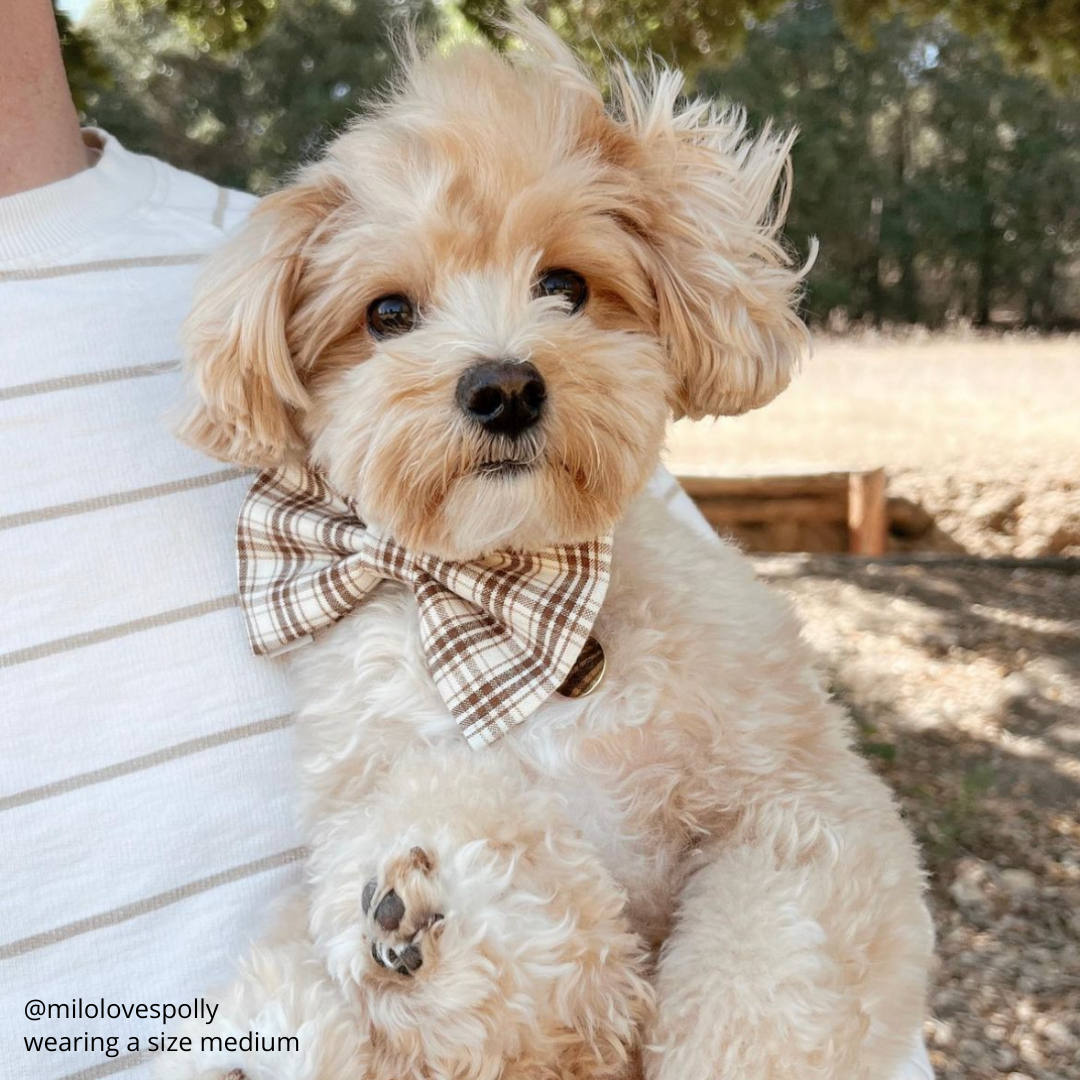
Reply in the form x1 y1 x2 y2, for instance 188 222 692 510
178 172 344 466
614 68 815 419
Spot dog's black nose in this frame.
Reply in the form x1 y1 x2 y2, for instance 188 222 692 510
456 359 545 437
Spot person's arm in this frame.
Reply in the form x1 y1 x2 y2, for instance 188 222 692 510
0 0 90 198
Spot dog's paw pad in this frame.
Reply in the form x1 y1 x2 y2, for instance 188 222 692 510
396 943 424 972
223 1071 247 1080
372 939 424 975
361 878 377 915
374 889 405 932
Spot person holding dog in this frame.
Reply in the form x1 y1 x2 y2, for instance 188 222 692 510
0 3 935 1079
1 4 298 1077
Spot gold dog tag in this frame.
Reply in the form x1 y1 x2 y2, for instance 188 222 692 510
557 636 606 698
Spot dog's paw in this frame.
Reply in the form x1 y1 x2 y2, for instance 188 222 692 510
362 845 445 978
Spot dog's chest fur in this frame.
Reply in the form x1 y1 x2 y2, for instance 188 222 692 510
291 490 813 942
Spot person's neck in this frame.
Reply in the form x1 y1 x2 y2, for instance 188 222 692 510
0 3 91 199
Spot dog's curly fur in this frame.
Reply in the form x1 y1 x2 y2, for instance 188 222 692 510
161 15 932 1080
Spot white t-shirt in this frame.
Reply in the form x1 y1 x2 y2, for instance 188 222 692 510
0 131 299 1080
0 131 932 1080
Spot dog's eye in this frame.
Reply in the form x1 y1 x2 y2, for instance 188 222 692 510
368 294 417 338
535 269 588 313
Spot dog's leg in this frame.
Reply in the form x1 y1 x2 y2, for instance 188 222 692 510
154 890 364 1080
307 749 652 1080
644 799 932 1080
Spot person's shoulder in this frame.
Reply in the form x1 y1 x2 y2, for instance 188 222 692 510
135 143 258 236
143 152 258 235
89 130 258 245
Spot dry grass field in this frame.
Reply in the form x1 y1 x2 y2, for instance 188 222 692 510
665 332 1080 556
664 334 1080 1080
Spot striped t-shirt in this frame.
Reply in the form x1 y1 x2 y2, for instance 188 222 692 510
0 131 299 1080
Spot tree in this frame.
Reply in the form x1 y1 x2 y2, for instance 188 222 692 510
109 1 1075 85
920 29 1080 324
834 0 1080 88
454 0 1080 85
109 0 279 53
698 2 923 322
699 1 1080 326
56 5 113 113
83 0 432 191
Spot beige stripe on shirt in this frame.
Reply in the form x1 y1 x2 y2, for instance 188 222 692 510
58 1051 148 1080
0 847 306 960
0 253 206 284
0 713 293 812
0 360 180 402
211 186 230 229
0 468 249 530
0 596 239 669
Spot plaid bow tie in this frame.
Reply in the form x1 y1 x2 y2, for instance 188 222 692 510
236 464 612 748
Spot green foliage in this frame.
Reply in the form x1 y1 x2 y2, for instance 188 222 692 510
698 1 1080 326
110 0 279 54
453 0 1080 84
56 6 113 113
103 0 1080 83
82 0 431 192
833 0 1080 88
918 29 1080 325
540 0 793 69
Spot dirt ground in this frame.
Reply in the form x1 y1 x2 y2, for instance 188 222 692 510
662 333 1079 1080
755 556 1080 1080
665 332 1080 556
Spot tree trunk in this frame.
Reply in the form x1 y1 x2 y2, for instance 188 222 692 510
974 197 995 327
867 195 884 326
894 95 920 323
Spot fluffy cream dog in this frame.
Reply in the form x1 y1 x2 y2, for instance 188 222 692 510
162 16 932 1080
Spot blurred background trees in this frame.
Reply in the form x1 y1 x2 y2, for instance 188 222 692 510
699 1 1080 327
68 0 430 191
58 0 1080 327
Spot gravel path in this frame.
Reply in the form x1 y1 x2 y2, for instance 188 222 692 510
754 555 1080 1080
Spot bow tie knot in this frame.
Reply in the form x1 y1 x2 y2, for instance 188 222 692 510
236 465 612 748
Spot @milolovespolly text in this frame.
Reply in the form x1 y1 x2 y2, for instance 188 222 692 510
25 997 219 1024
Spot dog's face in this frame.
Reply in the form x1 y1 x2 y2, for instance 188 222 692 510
182 18 811 559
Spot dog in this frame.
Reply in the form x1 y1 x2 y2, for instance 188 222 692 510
161 15 933 1080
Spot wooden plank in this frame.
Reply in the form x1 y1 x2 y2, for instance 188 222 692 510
848 468 888 555
677 473 852 501
770 518 803 551
695 496 847 525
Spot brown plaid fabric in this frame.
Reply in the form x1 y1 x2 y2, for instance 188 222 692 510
236 464 612 748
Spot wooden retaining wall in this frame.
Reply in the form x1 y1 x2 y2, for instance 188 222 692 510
679 469 889 555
